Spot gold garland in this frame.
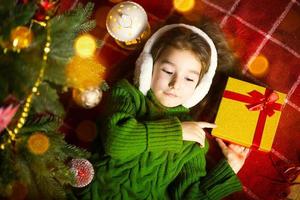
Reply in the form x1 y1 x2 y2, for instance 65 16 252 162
1 17 51 150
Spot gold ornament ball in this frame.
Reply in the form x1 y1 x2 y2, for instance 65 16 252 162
10 26 33 50
66 56 105 90
27 132 50 155
72 88 103 109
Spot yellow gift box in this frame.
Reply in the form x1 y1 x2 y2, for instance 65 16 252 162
212 77 286 152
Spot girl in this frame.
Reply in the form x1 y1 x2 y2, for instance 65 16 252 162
80 24 249 200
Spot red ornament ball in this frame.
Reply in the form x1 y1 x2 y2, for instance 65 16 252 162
70 158 94 188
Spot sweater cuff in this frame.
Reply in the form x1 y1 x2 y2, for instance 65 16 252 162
202 159 242 199
145 117 183 152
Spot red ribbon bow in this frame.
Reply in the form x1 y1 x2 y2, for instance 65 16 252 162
246 90 280 116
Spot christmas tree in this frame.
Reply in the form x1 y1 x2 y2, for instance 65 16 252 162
0 1 101 199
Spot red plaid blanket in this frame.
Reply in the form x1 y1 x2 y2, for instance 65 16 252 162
60 0 300 199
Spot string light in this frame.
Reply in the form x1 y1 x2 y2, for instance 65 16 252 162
1 16 51 150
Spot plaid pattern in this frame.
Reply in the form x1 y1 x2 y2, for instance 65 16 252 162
62 0 300 199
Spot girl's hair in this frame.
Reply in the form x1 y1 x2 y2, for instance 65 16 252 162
150 27 211 82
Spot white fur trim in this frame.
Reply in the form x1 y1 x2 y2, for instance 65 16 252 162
135 24 218 108
136 52 153 94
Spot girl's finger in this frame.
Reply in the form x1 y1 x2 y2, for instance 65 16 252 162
243 148 250 155
216 138 228 153
228 144 244 153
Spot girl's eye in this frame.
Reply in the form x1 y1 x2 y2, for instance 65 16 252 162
185 77 194 82
162 69 173 75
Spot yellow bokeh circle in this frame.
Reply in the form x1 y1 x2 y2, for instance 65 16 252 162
66 56 105 89
74 34 97 58
248 54 269 77
27 132 50 155
173 0 195 13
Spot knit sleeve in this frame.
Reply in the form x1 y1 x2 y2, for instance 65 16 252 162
103 81 183 160
169 144 242 200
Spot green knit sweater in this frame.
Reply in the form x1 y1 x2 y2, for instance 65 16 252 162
80 79 242 200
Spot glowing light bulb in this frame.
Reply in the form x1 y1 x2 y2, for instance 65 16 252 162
248 54 269 77
74 34 96 58
173 0 195 13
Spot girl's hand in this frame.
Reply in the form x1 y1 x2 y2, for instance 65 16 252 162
216 138 250 174
181 121 216 147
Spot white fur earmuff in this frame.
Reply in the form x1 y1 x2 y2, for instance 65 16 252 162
134 24 218 108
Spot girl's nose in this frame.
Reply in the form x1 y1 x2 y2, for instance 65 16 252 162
168 76 180 89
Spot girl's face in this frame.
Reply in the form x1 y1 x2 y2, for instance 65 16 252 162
151 47 202 107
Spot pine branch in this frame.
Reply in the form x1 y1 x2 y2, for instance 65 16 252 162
48 2 96 63
35 174 67 199
0 52 41 101
14 2 37 27
0 149 16 185
44 2 96 86
0 1 37 39
0 2 96 198
31 82 65 117
20 119 60 134
78 20 96 33
63 144 91 158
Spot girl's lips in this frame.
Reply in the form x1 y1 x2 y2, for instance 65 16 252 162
164 91 177 97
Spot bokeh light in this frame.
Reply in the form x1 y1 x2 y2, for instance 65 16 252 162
76 120 97 142
181 1 204 22
27 132 50 155
173 0 195 13
66 56 105 89
248 54 269 77
74 34 96 58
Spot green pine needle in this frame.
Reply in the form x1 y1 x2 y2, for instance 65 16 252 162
0 2 97 198
31 82 65 117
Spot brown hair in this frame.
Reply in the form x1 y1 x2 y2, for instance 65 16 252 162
150 27 211 82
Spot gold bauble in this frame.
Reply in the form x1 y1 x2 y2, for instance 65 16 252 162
72 87 103 109
10 26 33 50
27 132 50 155
66 56 105 90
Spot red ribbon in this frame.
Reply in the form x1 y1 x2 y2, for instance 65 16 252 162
223 88 282 149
